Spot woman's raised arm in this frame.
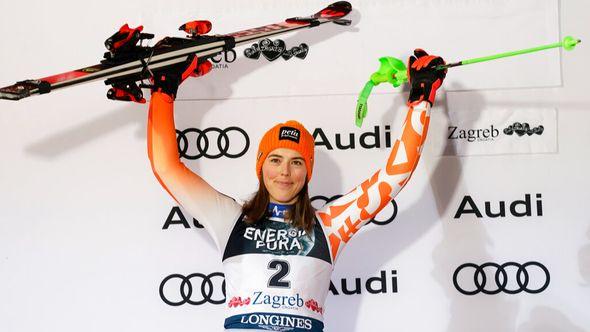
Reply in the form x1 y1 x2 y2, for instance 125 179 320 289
316 50 447 262
147 57 241 251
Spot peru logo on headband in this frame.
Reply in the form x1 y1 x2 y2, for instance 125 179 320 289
279 126 300 143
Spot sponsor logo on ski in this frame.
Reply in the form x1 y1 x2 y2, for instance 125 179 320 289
81 67 101 73
244 38 309 61
454 193 543 219
311 195 398 226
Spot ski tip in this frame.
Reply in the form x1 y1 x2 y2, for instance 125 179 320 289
318 1 352 19
286 1 352 26
0 91 26 101
0 85 31 101
0 80 50 101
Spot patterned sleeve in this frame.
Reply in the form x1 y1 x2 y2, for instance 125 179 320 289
315 101 432 262
147 92 242 251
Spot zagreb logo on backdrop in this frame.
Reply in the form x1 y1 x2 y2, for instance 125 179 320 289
244 38 309 61
448 121 544 143
176 127 250 160
453 262 550 295
443 108 558 156
447 125 500 143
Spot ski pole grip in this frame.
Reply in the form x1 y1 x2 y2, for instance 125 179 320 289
355 81 374 127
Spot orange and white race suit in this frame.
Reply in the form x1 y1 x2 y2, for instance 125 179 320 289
148 92 432 332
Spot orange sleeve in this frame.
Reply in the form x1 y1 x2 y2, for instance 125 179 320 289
316 101 432 262
147 92 242 251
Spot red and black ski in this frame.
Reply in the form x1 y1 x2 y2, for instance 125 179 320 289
0 1 351 102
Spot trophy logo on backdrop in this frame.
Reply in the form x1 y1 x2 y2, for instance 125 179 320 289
503 122 544 136
244 38 309 61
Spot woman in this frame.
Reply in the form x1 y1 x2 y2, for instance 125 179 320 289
147 49 445 331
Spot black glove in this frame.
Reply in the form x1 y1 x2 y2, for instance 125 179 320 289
151 54 211 98
407 49 446 106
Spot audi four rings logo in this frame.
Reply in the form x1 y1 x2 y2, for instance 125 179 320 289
453 262 550 295
176 127 250 160
310 195 398 226
159 273 226 306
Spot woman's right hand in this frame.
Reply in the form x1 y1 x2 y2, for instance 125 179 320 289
407 49 446 106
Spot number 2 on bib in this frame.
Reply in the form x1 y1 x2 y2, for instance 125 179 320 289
268 260 291 288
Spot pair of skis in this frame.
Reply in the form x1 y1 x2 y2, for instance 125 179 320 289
0 1 352 102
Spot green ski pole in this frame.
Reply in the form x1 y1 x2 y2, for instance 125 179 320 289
438 35 581 70
355 36 581 127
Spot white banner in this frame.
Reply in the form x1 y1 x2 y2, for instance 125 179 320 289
435 107 558 156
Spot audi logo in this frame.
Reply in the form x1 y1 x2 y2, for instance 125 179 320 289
310 195 397 226
176 127 250 160
453 261 550 295
159 272 226 306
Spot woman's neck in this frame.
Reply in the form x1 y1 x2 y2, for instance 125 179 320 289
267 202 293 221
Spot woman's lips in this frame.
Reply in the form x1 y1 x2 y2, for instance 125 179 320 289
274 180 293 188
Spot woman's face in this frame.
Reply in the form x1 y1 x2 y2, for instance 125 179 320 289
262 148 307 204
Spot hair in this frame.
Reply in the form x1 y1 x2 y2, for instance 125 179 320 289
242 178 316 233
